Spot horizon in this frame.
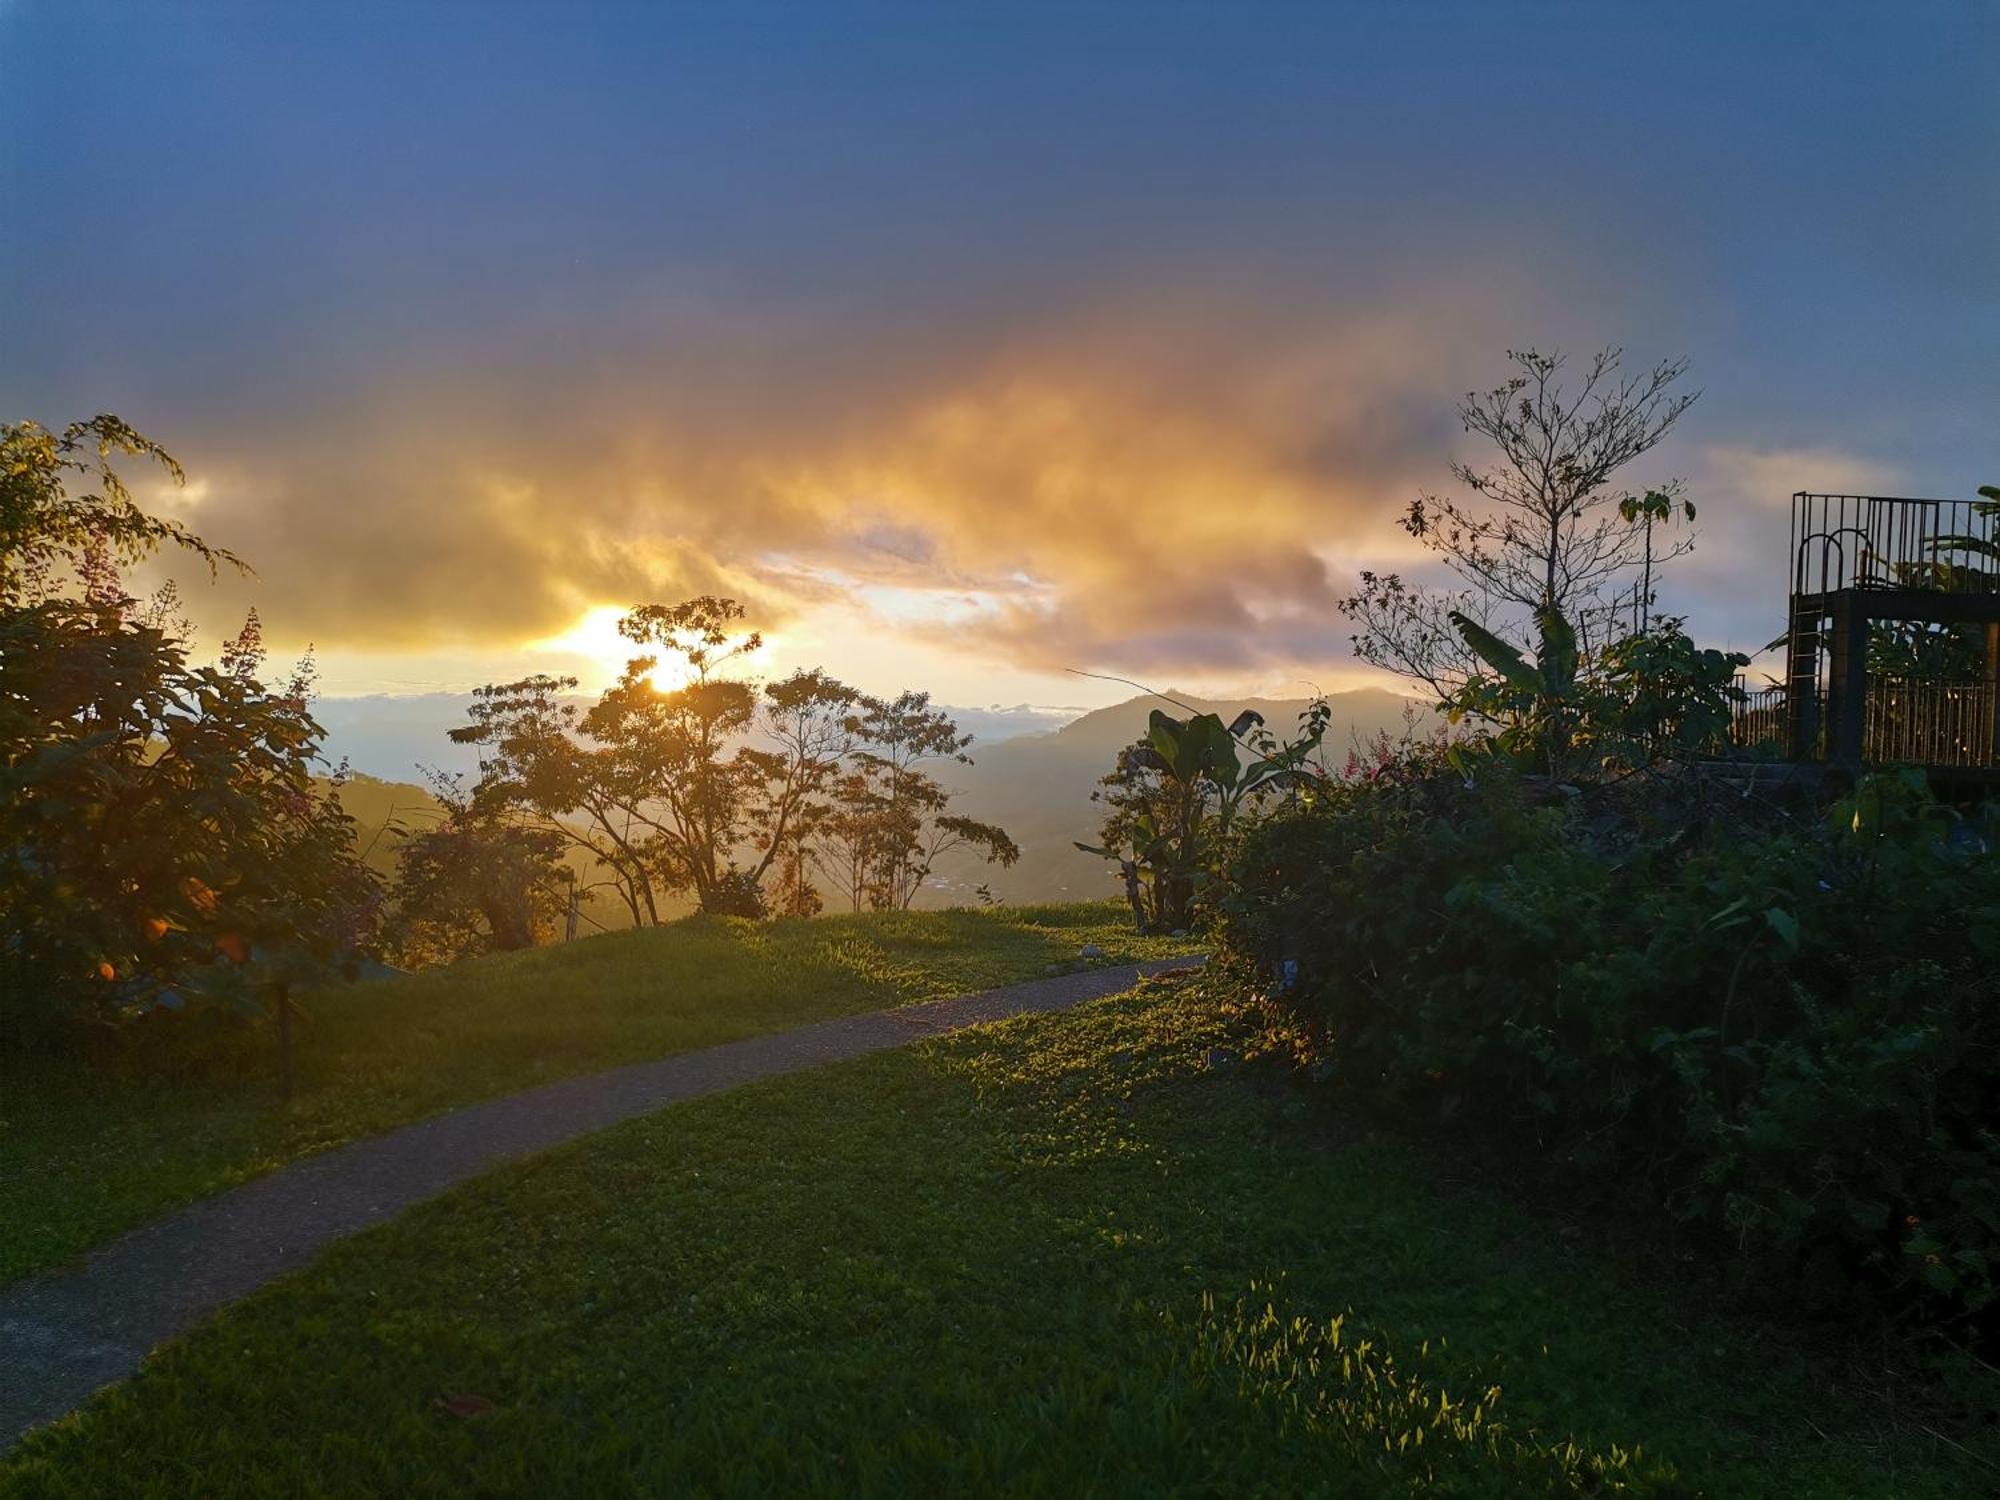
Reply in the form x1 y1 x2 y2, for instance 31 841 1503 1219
6 1 1995 710
312 679 1419 786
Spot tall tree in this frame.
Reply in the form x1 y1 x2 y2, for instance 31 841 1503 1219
449 674 664 924
738 667 862 897
454 605 1016 921
1342 348 1698 702
821 692 1017 911
587 598 763 914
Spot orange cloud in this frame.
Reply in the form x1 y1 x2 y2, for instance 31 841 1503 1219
139 278 1563 689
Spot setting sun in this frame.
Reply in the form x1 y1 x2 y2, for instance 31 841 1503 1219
528 604 696 692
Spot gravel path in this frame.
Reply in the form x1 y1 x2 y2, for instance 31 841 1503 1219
0 958 1200 1447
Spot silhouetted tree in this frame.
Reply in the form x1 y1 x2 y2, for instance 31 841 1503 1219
1343 348 1698 703
389 772 568 963
817 692 1017 911
453 603 1008 919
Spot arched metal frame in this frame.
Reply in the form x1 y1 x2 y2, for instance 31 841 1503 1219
1773 493 2000 772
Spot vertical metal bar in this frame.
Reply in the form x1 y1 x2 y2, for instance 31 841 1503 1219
1827 596 1867 770
1988 623 2000 766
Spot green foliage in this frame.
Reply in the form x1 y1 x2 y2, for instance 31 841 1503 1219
1871 481 2000 680
1343 348 1700 707
1217 769 2000 1333
5 979 1985 1495
0 419 377 1045
452 629 1014 922
0 902 1193 1282
1447 605 1580 776
0 415 235 605
1448 609 1745 778
1173 1285 1670 1494
819 690 1018 912
1588 619 1747 766
387 774 568 964
1926 482 2000 574
1079 704 1324 933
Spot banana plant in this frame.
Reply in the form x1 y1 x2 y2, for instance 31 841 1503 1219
1927 483 2000 582
1448 604 1580 778
1078 706 1321 932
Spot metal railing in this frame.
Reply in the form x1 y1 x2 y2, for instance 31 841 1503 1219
1731 677 1998 768
1791 492 2000 599
1730 682 1790 752
1863 677 1998 768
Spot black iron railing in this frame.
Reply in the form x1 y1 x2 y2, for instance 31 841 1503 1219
1732 677 1996 767
1730 681 1789 752
1791 492 2000 599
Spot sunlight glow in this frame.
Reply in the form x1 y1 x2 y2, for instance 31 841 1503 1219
527 604 696 692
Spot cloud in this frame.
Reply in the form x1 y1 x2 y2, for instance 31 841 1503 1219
137 276 1527 690
1697 444 1899 509
1660 444 1908 665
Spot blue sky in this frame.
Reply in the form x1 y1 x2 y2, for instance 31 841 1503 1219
4 1 1995 704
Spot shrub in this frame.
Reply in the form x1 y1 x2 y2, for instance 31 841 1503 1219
1216 768 2000 1335
388 776 569 966
1079 705 1326 933
2 419 379 1047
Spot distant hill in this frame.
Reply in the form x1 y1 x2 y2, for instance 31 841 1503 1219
318 688 1436 916
323 772 447 879
922 688 1433 906
313 693 1079 786
324 770 646 931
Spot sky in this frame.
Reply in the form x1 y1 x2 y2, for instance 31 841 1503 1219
4 1 1997 715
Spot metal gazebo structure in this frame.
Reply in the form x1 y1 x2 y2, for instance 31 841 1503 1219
1761 492 2000 773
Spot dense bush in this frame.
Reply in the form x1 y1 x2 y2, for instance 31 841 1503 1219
1216 767 2000 1334
2 417 379 1047
1080 705 1324 933
387 776 569 966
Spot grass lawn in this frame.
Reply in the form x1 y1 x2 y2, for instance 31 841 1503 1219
5 975 1992 1496
0 902 1191 1285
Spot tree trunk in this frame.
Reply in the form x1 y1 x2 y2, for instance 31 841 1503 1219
275 981 295 1103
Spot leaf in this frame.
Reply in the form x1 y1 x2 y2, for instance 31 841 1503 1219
1763 906 1799 952
437 1394 496 1419
1533 605 1578 696
1226 709 1265 738
1146 711 1193 779
1449 612 1540 693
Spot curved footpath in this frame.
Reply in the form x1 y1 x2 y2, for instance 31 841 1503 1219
0 958 1200 1447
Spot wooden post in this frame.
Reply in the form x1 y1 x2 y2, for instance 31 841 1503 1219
1824 596 1869 771
1786 599 1822 762
1986 622 2000 765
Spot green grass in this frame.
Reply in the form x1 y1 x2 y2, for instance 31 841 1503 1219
6 975 1992 1496
0 901 1191 1284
